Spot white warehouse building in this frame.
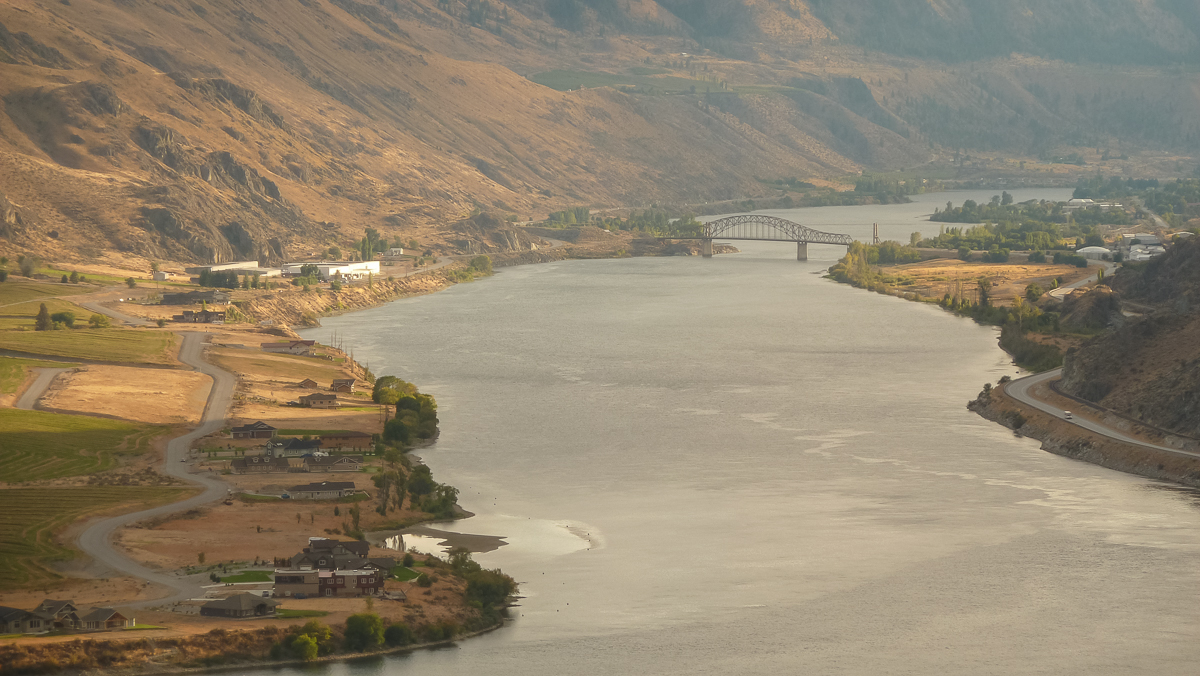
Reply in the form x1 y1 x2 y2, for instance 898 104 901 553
1076 246 1113 260
282 261 381 281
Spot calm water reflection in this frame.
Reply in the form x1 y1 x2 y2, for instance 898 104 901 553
293 193 1200 674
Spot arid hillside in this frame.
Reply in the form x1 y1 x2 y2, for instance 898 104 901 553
1060 238 1200 437
0 0 1198 268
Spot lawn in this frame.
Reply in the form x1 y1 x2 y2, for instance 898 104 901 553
0 409 166 483
391 567 420 582
0 298 96 330
0 281 89 305
0 328 177 364
0 486 194 589
0 356 75 395
276 609 329 618
220 570 273 583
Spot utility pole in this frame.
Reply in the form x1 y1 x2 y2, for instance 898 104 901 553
873 223 880 245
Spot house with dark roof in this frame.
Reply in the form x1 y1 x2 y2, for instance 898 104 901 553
330 379 357 393
200 593 279 618
230 456 295 474
0 607 42 634
78 608 132 631
288 481 356 500
32 599 79 629
298 378 319 389
232 421 277 439
304 455 363 473
298 393 339 409
267 438 324 458
262 340 316 356
320 431 373 451
308 538 370 557
173 309 227 324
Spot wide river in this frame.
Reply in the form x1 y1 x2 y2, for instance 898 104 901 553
298 191 1200 674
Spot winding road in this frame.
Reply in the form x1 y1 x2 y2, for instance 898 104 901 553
14 367 71 410
76 331 237 608
1005 368 1200 460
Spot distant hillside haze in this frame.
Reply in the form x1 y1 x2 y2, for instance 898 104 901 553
0 0 1197 266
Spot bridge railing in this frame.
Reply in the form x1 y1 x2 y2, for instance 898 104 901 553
703 215 853 245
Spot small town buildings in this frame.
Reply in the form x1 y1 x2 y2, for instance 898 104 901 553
282 261 381 281
200 593 280 618
321 430 372 451
267 438 324 458
262 340 316 356
174 309 227 324
298 378 319 389
304 455 364 473
232 421 277 439
288 481 356 499
161 290 231 305
299 393 339 409
330 378 357 393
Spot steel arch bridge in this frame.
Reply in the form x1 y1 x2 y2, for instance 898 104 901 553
688 215 854 260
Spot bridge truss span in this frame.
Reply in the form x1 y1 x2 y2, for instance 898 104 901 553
698 215 854 260
703 215 855 246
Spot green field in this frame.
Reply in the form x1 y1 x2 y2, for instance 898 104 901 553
0 298 96 331
391 566 420 582
0 486 193 589
0 281 89 306
0 356 75 395
0 409 165 483
0 328 176 364
276 609 329 618
220 570 273 583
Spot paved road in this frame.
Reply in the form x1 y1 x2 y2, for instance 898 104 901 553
14 367 71 410
77 290 153 327
75 331 237 608
1047 260 1115 299
1005 368 1200 460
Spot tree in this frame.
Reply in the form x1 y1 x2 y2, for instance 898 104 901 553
344 613 385 652
958 247 972 261
50 311 75 328
0 269 7 282
1001 191 1014 206
1025 283 1044 301
18 256 37 277
909 232 921 246
35 303 52 331
61 274 69 283
977 277 993 307
69 270 79 283
327 246 341 260
300 264 320 279
291 634 318 661
125 277 137 289
157 318 168 328
384 623 414 647
89 313 111 328
150 262 159 272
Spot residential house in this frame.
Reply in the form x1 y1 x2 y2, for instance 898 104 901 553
308 538 370 557
267 438 324 458
0 607 43 634
330 379 357 393
78 608 132 631
32 599 79 629
173 309 226 324
273 569 382 598
232 421 277 439
262 340 316 356
299 393 339 409
230 456 296 474
304 455 364 473
200 593 279 618
320 431 373 451
287 481 356 500
298 378 319 389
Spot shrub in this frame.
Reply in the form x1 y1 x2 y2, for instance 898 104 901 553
50 311 76 328
957 247 971 261
88 313 112 328
156 318 167 328
0 269 7 282
19 256 37 277
68 270 79 283
124 277 137 288
402 553 414 567
291 634 318 661
383 623 414 647
1028 251 1046 263
416 573 432 587
343 613 384 652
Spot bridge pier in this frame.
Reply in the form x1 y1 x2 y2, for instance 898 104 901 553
797 242 808 261
701 239 714 258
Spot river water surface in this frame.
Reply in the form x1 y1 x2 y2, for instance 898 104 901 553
297 191 1200 674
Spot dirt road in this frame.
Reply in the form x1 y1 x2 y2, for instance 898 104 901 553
75 331 236 608
14 367 71 409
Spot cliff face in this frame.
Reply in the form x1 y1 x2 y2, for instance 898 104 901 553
1059 239 1200 437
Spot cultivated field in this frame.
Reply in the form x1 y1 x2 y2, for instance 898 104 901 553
0 297 96 330
0 409 165 483
40 365 211 424
0 356 74 396
0 281 89 306
0 486 194 589
0 329 178 364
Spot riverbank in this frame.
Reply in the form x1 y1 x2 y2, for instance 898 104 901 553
969 379 1200 487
